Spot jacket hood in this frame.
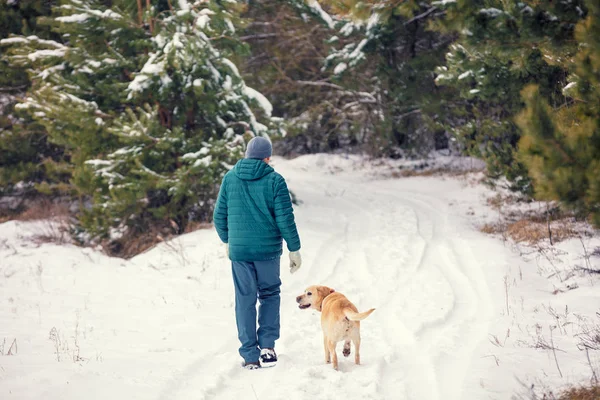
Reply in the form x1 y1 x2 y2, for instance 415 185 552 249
232 158 274 181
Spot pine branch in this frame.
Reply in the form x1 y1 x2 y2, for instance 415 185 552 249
0 85 27 93
239 33 279 41
404 7 438 26
395 109 422 120
295 80 345 91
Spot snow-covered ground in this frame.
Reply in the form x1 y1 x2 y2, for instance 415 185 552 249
1 154 599 399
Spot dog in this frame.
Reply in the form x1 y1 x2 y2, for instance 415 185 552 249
296 285 375 370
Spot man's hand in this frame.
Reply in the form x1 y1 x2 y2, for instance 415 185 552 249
289 251 302 274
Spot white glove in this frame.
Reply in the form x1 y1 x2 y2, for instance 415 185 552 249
225 243 229 259
289 251 302 274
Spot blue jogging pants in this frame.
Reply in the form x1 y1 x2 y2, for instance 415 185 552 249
231 259 281 363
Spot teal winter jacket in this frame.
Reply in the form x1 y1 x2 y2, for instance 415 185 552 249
213 158 301 261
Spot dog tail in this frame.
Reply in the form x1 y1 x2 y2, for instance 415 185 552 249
344 308 375 321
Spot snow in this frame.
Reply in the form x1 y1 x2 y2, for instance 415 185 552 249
192 155 212 168
177 0 189 11
1 154 599 400
458 70 473 80
127 53 165 96
224 18 235 33
56 13 90 23
26 49 67 62
181 147 210 160
243 86 273 117
563 82 577 92
479 8 505 18
84 159 112 167
307 0 336 30
221 58 240 78
196 15 211 30
334 62 348 75
0 37 28 45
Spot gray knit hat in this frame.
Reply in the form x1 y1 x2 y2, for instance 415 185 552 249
245 136 272 159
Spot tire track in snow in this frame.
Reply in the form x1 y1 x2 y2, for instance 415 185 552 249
375 187 493 399
159 169 493 400
320 178 490 399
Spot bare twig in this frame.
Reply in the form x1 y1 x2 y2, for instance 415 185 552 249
579 236 592 270
239 33 279 41
585 347 598 385
0 85 28 93
49 327 62 362
295 80 345 91
404 7 438 25
7 339 17 355
504 275 510 316
394 109 422 120
482 354 500 366
549 326 563 378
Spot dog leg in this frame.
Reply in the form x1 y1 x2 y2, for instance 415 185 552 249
343 340 351 357
323 334 330 364
352 332 361 365
328 340 338 370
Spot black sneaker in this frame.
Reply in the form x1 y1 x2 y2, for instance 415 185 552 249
259 348 277 368
243 361 261 370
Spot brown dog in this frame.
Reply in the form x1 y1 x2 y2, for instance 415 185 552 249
296 285 375 370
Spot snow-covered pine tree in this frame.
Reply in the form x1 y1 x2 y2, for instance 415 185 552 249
309 0 454 156
0 0 66 201
433 0 587 194
517 0 600 226
2 0 281 247
241 0 378 155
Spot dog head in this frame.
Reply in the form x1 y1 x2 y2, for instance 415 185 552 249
296 285 335 311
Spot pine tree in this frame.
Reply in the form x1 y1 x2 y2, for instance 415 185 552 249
3 0 280 243
314 0 455 156
241 0 373 155
517 0 600 226
0 0 65 202
433 0 587 194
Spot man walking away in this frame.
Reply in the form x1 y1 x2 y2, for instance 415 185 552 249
213 136 302 370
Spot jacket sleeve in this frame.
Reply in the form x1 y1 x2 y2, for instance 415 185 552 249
213 176 229 243
273 175 301 252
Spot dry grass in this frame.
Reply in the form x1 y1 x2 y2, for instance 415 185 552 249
486 193 522 211
480 222 507 235
557 385 600 400
389 167 482 178
0 197 73 223
479 218 579 245
16 199 71 221
506 219 577 245
184 221 213 233
103 220 212 259
478 193 584 245
102 225 165 259
15 200 76 245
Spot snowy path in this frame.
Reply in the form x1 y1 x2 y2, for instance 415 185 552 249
153 158 496 400
1 155 524 399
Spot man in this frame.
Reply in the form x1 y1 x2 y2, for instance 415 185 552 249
213 136 302 370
